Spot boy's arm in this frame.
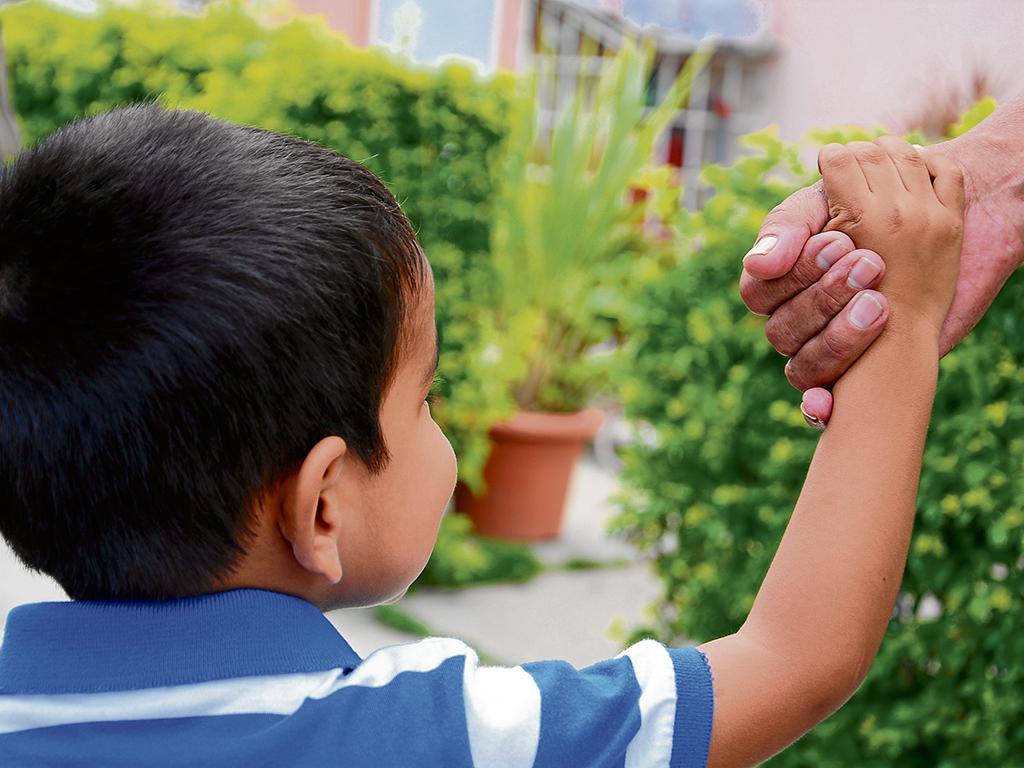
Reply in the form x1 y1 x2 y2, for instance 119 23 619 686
698 138 964 768
699 316 937 767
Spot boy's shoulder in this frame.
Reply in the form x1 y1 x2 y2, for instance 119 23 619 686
0 589 712 767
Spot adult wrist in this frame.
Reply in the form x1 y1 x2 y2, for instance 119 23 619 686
942 96 1024 268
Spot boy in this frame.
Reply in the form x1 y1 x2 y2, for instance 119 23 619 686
0 105 963 767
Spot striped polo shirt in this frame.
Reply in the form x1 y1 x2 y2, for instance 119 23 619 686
0 588 713 767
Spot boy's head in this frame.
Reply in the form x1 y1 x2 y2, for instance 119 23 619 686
0 104 457 609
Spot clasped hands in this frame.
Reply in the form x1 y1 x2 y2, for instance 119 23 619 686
741 100 1024 428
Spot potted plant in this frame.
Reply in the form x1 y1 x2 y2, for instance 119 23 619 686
455 41 710 540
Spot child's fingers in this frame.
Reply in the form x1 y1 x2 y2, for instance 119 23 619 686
847 140 903 194
873 136 931 193
923 153 965 210
818 143 869 209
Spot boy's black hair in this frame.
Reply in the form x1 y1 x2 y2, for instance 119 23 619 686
0 104 427 600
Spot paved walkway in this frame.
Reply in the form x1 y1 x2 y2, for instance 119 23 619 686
0 454 662 669
329 455 662 667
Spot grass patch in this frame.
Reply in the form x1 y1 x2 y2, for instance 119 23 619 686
416 514 543 589
372 604 505 666
373 605 432 637
546 556 634 572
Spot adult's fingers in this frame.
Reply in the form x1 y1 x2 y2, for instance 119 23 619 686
800 388 833 430
873 135 931 192
740 231 857 315
764 248 886 356
742 181 830 280
784 290 890 391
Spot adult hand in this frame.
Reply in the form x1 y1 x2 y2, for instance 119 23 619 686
741 96 1024 428
739 201 890 428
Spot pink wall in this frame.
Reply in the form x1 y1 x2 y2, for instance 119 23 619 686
291 0 375 47
762 0 1024 140
495 0 526 71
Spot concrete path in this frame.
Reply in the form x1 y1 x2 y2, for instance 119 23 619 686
380 562 661 667
328 454 663 668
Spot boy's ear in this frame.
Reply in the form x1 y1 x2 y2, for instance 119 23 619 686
278 436 348 584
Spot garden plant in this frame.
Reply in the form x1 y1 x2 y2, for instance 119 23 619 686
455 40 712 540
489 40 710 413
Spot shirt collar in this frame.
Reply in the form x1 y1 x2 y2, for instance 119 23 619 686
0 588 362 695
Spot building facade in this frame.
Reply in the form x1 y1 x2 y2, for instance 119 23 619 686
291 0 773 207
525 0 771 207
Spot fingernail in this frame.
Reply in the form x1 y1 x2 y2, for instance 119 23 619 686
800 402 826 431
816 240 849 271
847 254 883 289
850 292 883 329
744 234 778 261
912 143 924 151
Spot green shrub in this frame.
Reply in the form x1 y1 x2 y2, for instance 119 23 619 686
613 117 1023 765
0 0 519 488
373 604 432 637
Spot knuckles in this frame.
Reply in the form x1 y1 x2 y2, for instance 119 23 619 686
885 205 904 234
937 214 964 242
818 143 851 171
828 205 865 234
819 326 852 360
786 335 851 391
785 357 823 392
765 314 803 357
813 276 847 318
783 359 807 391
921 211 963 248
850 145 885 164
832 198 955 247
739 271 775 315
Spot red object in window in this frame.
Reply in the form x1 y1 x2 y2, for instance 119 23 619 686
712 96 732 118
628 186 650 204
667 127 685 167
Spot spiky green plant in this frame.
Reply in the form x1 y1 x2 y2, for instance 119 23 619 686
490 39 712 412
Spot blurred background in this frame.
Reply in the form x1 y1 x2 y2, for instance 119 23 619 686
1 1 1022 764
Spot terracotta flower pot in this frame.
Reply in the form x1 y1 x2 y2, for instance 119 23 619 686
455 408 605 541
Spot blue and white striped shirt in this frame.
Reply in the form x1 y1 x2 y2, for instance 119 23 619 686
0 588 713 767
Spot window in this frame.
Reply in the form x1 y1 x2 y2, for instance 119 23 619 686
377 0 498 69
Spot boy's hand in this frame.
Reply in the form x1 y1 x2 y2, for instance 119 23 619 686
818 136 965 337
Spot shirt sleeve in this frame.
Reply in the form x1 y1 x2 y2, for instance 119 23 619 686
460 639 714 768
